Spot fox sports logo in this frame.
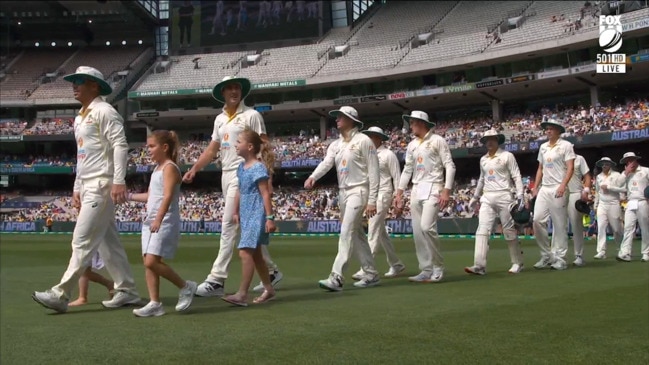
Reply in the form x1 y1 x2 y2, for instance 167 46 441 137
599 15 623 53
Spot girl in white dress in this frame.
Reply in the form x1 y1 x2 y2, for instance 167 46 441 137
68 252 114 306
128 130 197 317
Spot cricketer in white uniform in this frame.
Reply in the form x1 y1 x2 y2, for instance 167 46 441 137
616 152 649 262
465 129 524 275
395 111 456 283
565 154 591 266
32 66 141 313
532 119 575 271
593 157 625 259
351 126 405 280
183 76 282 297
304 106 381 291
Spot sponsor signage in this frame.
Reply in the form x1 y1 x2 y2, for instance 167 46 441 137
388 91 415 100
360 95 387 103
506 75 535 84
475 79 504 89
443 83 476 93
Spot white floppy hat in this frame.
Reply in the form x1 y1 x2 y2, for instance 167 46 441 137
362 126 389 141
402 110 435 126
212 76 251 103
540 118 566 134
620 152 642 164
63 66 112 95
479 129 505 145
595 157 616 167
329 106 363 129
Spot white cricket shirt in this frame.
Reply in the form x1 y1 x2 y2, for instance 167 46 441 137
211 103 266 171
537 139 575 187
310 129 379 206
623 166 649 200
377 145 401 194
73 97 128 190
568 154 590 193
398 130 456 191
475 149 524 198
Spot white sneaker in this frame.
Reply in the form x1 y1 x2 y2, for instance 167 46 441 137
616 254 631 262
430 268 444 282
353 275 380 288
32 290 68 313
464 265 486 276
508 264 524 274
195 281 224 297
351 269 365 281
408 271 432 283
573 255 585 267
641 254 649 262
534 257 552 269
318 273 343 292
175 281 197 312
133 301 165 317
551 259 568 271
101 290 142 308
384 265 405 278
593 252 606 260
252 270 284 292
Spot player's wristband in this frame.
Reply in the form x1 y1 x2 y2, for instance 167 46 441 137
266 215 275 221
128 193 133 201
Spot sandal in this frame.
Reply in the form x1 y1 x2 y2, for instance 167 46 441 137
222 294 248 307
253 290 276 304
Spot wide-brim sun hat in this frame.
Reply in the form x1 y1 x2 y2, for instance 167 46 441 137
362 126 389 141
540 118 566 134
402 110 435 127
480 129 506 145
620 152 642 164
63 66 112 96
212 76 251 103
329 106 363 129
595 157 616 167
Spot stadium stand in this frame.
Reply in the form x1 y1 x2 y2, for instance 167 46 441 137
22 118 74 135
0 120 28 135
237 43 332 82
0 48 76 100
27 46 148 100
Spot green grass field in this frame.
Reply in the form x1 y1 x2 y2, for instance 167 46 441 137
1 234 648 365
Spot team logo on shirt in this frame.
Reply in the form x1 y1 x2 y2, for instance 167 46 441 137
545 157 554 169
222 133 231 149
416 156 425 172
77 137 83 147
487 169 496 181
339 159 349 176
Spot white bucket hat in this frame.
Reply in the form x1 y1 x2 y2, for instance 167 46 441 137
362 126 389 141
479 129 505 145
329 106 363 129
63 66 112 95
402 110 435 126
212 76 251 103
595 157 616 167
540 118 566 134
620 152 642 164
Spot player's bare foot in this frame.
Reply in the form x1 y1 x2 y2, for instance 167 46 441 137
68 298 88 307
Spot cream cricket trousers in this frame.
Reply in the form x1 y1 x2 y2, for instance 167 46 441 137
596 202 623 255
533 185 569 262
410 184 444 273
473 191 523 268
52 178 138 300
366 191 403 268
331 185 378 279
619 200 649 257
204 169 278 283
566 192 586 257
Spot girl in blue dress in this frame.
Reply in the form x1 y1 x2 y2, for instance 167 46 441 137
222 130 277 307
128 130 197 317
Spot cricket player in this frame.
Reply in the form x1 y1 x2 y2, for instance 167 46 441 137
532 118 575 270
565 154 591 266
465 129 524 275
616 152 649 262
593 157 625 259
351 126 405 280
394 111 456 283
183 76 283 297
32 66 141 313
304 106 381 291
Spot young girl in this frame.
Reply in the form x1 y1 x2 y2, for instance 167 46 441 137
128 130 197 317
68 252 114 306
222 129 277 307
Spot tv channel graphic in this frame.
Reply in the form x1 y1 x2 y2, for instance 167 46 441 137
596 15 626 74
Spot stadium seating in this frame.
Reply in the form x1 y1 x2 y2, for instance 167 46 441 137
0 48 76 100
237 43 332 82
27 46 147 100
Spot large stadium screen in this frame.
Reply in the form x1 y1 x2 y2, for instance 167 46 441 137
170 1 329 49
